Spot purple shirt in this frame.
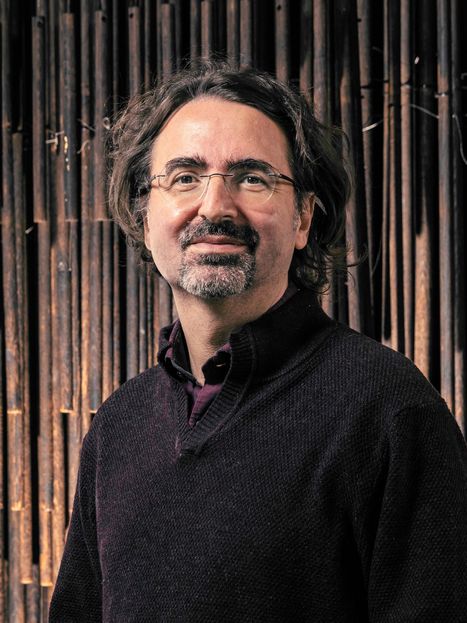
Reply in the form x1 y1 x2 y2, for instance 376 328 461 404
164 283 298 426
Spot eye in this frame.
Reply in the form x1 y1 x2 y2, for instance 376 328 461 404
174 173 198 185
244 174 265 185
164 171 201 191
235 170 272 191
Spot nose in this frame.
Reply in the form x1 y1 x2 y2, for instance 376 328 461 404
197 174 238 222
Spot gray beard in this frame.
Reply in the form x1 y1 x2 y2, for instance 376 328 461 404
177 252 256 299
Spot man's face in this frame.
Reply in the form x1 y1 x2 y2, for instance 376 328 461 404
144 97 312 301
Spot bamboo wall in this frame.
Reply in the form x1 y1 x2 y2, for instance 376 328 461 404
0 0 466 620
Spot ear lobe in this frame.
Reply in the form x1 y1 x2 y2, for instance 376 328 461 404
294 194 314 250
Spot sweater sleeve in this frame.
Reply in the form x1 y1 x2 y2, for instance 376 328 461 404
365 401 467 622
48 432 102 622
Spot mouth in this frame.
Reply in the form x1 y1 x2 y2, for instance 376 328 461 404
187 235 247 252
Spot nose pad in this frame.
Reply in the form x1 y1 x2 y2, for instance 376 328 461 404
199 174 232 200
198 174 237 220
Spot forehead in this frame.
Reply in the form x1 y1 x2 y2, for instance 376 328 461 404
150 97 291 172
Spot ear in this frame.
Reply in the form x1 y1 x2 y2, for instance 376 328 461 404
294 194 314 250
143 214 152 252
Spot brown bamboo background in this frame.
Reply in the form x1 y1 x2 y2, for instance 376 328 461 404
0 0 466 620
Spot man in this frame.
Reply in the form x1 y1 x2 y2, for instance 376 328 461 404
50 63 467 622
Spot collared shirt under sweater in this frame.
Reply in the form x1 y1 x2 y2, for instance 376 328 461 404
49 288 467 622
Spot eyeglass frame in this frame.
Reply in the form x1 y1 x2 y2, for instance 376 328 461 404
138 168 299 198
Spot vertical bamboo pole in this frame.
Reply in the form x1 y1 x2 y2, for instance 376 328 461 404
1 1 26 618
313 0 334 318
89 9 106 406
201 0 215 60
51 0 67 582
161 2 176 79
299 0 313 98
191 0 201 61
413 0 437 381
226 0 239 66
32 8 55 593
387 0 404 353
239 0 253 68
80 0 92 436
275 0 290 82
335 0 372 336
400 0 414 360
357 0 378 330
437 0 453 412
13 132 33 587
451 0 465 431
61 12 82 523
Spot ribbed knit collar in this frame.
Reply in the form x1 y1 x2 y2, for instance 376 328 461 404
158 288 335 387
157 288 336 456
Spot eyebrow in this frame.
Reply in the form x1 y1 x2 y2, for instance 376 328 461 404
162 156 208 176
224 158 276 173
159 156 277 176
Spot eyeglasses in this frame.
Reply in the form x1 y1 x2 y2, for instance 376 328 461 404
139 165 297 209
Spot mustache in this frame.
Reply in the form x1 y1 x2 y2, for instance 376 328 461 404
179 220 260 253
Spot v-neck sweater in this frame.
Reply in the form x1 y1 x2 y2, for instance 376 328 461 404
49 289 467 622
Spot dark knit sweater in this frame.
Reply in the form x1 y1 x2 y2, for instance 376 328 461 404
49 289 467 622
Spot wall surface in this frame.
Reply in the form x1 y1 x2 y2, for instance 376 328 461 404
0 0 466 620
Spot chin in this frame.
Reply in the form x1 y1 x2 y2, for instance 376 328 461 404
177 261 255 299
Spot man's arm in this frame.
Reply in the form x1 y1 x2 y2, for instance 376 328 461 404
49 433 102 622
363 402 467 621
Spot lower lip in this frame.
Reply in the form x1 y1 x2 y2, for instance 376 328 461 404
187 242 247 253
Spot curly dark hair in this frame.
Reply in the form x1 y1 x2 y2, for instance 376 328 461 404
108 61 351 292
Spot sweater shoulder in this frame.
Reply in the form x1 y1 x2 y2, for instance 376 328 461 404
313 323 447 416
84 366 169 443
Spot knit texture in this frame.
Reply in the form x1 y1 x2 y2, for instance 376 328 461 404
49 289 467 622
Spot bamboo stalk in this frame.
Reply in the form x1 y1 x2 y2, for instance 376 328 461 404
32 15 47 223
191 0 201 61
88 220 103 411
400 0 414 360
413 1 437 381
25 564 40 622
201 0 215 60
1 5 26 619
386 0 404 353
437 0 454 412
68 219 81 513
313 0 333 318
451 0 465 430
94 9 109 222
239 0 253 68
170 0 183 69
36 220 53 588
335 0 372 336
13 132 33 586
275 0 290 82
144 0 154 87
61 13 78 222
80 0 92 436
299 0 312 98
161 2 176 80
226 0 239 66
357 0 378 332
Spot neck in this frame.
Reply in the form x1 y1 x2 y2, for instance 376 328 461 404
172 281 288 384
